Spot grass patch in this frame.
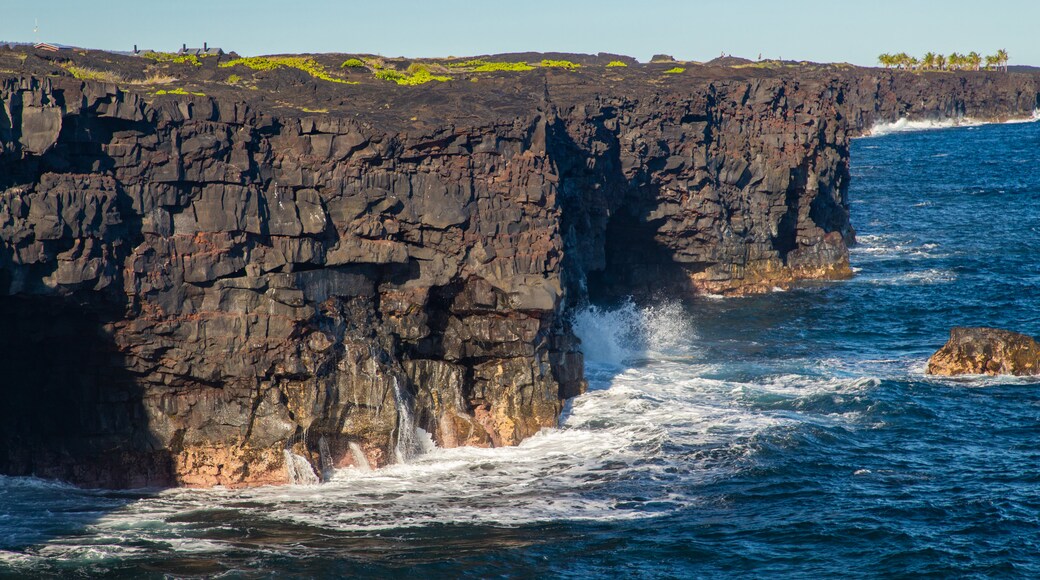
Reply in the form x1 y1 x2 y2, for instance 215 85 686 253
663 67 685 74
226 73 241 84
301 106 329 113
445 59 488 68
442 59 537 72
606 60 628 67
138 72 177 85
540 59 580 69
340 58 366 68
364 57 386 70
375 63 450 85
63 65 123 83
219 56 357 84
140 51 202 66
154 87 206 96
472 61 535 72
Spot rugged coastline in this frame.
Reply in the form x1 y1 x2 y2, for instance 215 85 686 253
1 48 1038 487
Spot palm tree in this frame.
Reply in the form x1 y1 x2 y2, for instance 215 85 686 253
936 54 947 71
985 54 999 70
948 52 963 71
923 52 937 70
968 52 982 71
878 53 894 68
997 48 1009 72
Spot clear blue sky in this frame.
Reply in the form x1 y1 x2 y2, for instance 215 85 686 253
1 0 1038 66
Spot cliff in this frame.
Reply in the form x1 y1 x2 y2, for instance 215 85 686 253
1 48 1037 487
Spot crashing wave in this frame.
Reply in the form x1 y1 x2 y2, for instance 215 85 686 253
862 109 1040 137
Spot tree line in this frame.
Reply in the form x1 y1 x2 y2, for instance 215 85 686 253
878 50 1009 72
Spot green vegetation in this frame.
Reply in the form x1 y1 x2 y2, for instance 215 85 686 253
540 59 580 69
300 106 329 113
443 60 535 72
473 61 534 72
445 59 490 68
663 67 685 74
219 56 357 83
374 63 450 85
340 58 366 68
140 51 202 66
606 60 628 67
374 69 407 82
63 65 123 83
226 73 241 84
155 88 206 96
879 49 1009 71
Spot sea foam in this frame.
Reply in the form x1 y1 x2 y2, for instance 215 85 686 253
863 109 1040 137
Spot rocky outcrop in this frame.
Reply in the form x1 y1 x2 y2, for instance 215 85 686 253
927 327 1040 376
1 52 1038 487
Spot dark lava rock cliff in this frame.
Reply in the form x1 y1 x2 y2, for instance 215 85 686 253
1 49 1037 487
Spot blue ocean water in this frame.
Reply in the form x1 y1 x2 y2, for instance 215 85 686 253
3 120 1040 578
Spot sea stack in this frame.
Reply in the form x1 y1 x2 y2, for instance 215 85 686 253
926 327 1040 376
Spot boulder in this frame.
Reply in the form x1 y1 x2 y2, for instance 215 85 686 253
926 327 1040 376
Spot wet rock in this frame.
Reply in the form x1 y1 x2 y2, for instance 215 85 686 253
927 327 1040 376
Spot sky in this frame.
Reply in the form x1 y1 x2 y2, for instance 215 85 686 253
1 0 1038 66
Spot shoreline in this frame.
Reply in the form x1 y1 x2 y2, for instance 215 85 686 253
858 109 1040 138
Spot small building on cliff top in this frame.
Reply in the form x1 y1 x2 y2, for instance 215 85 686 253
178 42 224 57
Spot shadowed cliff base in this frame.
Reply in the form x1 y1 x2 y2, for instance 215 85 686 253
0 48 1038 487
0 295 174 487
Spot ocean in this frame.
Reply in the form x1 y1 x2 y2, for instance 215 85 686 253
3 119 1040 578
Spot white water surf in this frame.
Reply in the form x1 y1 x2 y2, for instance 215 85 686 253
0 299 887 562
862 109 1040 137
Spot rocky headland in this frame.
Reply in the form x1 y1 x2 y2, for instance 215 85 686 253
1 48 1038 487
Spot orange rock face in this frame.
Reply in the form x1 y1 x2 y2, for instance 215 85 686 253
926 327 1040 376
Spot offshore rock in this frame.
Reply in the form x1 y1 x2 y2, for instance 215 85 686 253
1 48 1039 487
927 327 1040 376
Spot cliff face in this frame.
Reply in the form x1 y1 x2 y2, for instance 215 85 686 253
1 54 1037 487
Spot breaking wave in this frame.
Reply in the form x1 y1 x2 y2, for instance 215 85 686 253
0 300 883 570
571 299 695 366
862 109 1040 137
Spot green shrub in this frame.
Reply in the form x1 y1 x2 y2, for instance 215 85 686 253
398 68 450 85
226 73 241 84
470 61 534 72
374 69 407 82
663 66 685 74
375 65 450 85
141 51 201 66
341 58 366 68
220 56 357 84
541 59 580 69
606 60 628 67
